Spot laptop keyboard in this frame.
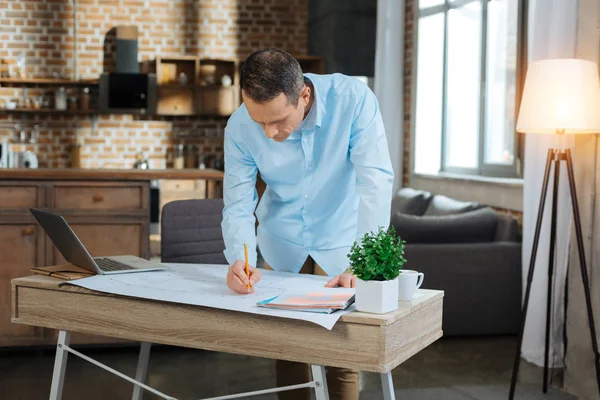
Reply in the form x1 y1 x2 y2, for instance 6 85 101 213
94 257 135 272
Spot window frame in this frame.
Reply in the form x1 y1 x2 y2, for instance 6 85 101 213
412 0 528 179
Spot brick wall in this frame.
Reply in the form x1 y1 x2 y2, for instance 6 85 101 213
0 0 307 168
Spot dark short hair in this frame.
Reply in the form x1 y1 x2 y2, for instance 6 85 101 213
241 48 304 106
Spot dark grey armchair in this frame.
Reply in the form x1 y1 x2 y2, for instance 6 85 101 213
160 199 227 264
390 188 522 337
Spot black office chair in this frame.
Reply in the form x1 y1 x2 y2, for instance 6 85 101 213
160 198 228 264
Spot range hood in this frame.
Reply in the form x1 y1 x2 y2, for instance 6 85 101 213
98 25 156 114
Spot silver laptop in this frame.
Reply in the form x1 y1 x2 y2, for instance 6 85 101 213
30 208 167 275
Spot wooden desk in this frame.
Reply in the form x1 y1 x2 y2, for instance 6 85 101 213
12 275 444 400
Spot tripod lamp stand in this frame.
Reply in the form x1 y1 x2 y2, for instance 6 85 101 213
509 58 600 399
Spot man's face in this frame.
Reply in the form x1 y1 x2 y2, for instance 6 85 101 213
242 85 311 143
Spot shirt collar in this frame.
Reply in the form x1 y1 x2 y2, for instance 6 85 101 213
313 80 324 129
286 76 324 141
298 76 324 130
298 98 317 132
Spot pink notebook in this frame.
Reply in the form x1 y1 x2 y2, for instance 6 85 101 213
257 288 355 314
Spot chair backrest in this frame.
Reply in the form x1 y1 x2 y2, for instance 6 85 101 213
160 199 227 264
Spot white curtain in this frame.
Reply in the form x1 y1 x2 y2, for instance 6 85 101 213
374 0 405 191
521 0 578 368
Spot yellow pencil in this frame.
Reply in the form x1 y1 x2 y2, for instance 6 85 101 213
244 242 250 289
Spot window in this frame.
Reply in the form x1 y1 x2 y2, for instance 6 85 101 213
413 0 525 178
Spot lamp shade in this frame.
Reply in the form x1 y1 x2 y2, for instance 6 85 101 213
516 58 600 134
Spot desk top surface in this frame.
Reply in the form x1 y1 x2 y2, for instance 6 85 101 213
13 274 444 372
12 274 444 327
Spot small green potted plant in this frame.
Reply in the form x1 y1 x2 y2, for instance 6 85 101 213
348 226 407 314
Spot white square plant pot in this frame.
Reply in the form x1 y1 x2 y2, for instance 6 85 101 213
355 277 399 314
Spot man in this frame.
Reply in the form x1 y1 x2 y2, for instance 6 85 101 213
221 48 394 400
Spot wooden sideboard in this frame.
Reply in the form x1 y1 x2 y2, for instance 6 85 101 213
0 168 223 348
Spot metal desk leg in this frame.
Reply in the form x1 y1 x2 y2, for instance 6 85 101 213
310 365 329 400
49 330 71 400
132 342 152 400
381 372 396 400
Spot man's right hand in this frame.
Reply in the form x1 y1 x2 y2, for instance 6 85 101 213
227 260 262 294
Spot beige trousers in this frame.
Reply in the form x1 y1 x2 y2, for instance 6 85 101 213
264 257 360 400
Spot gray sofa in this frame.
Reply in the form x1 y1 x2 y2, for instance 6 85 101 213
390 188 522 337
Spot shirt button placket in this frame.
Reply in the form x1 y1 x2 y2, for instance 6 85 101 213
301 132 313 243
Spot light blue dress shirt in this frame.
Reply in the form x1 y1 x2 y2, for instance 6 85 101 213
221 73 394 276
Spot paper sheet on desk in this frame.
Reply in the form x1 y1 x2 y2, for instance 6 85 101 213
67 264 355 330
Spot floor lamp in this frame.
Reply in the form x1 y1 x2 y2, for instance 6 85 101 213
509 58 600 399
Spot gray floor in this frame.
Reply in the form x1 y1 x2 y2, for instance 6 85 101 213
0 336 576 400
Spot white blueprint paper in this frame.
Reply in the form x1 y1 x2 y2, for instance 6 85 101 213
67 263 355 330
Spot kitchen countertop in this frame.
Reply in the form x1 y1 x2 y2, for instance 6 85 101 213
0 168 225 181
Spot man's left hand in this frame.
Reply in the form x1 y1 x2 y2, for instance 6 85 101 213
325 273 357 288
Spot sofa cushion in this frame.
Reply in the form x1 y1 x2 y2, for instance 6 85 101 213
391 207 499 244
391 188 433 216
424 194 481 216
494 214 519 242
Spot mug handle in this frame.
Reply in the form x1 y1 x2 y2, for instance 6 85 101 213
416 273 424 289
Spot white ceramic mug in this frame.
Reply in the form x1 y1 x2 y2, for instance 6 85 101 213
398 269 424 301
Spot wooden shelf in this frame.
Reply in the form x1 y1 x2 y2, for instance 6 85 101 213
0 78 98 86
160 112 231 118
157 83 197 89
141 57 200 86
0 108 97 115
0 107 229 118
157 83 233 90
158 55 199 61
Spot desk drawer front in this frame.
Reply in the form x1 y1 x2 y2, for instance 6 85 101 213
53 186 143 210
0 186 38 209
160 179 197 191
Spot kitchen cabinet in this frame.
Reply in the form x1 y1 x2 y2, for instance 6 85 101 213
0 168 224 348
0 182 51 346
52 183 146 211
0 180 149 348
0 184 40 209
158 179 207 215
52 222 146 265
0 222 51 347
